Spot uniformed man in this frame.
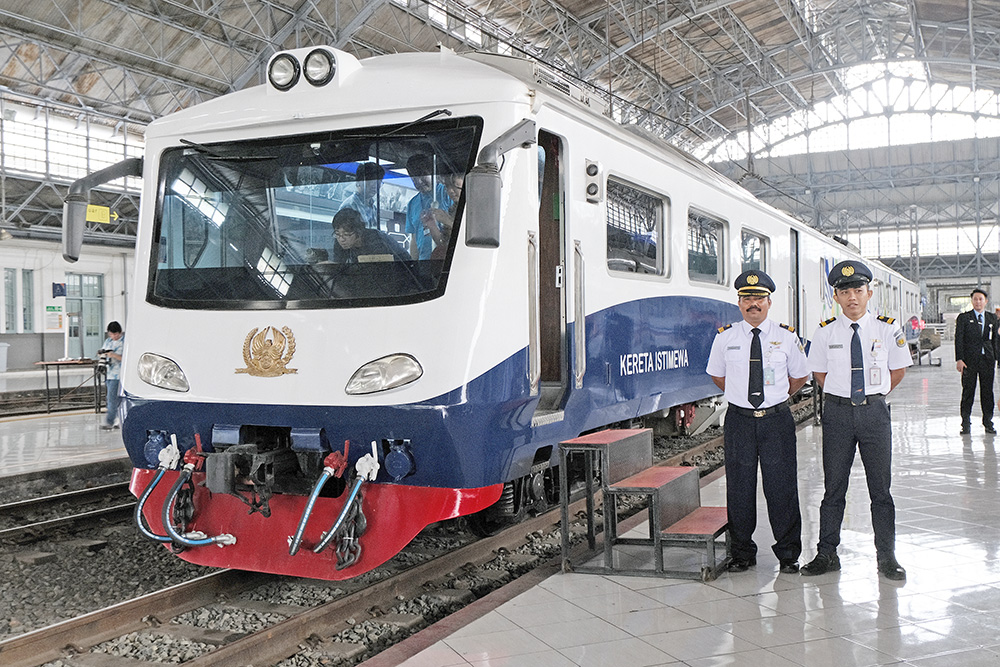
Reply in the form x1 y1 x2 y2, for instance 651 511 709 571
706 269 809 574
801 260 911 581
955 288 997 435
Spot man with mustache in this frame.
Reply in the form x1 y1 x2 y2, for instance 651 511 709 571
706 269 809 574
801 260 911 581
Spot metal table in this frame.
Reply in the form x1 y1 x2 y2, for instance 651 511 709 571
33 359 102 413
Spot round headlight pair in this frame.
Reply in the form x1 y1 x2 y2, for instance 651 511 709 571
268 49 336 91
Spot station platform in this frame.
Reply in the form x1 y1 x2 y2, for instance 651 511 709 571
0 408 127 481
391 343 1000 667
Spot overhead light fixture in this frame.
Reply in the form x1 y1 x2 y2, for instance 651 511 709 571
0 229 12 241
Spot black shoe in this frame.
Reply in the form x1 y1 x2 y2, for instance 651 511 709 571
728 557 756 572
779 559 799 574
800 552 840 576
961 425 972 435
877 556 906 581
987 426 997 435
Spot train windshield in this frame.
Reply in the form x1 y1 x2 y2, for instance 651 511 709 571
148 116 482 309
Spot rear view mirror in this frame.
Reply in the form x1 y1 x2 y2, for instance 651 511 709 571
464 119 536 249
464 167 503 248
62 157 143 262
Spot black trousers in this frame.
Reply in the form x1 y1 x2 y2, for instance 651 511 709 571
817 397 895 558
961 362 995 427
723 407 802 561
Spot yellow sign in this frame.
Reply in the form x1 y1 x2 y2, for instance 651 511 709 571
85 206 119 224
86 205 110 224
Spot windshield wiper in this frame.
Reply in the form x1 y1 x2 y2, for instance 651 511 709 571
383 109 453 136
180 139 276 161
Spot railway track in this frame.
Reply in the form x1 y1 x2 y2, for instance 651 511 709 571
1 400 815 666
0 490 603 667
0 482 135 543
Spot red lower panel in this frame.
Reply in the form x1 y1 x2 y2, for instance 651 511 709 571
130 468 503 580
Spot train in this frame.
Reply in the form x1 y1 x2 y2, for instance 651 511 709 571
62 45 919 580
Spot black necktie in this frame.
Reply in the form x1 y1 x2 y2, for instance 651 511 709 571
850 322 865 406
979 313 985 355
749 327 764 408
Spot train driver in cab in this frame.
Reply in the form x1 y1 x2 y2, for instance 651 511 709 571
706 270 809 575
331 208 407 264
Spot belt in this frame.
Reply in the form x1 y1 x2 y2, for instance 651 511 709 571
825 393 884 406
729 401 789 418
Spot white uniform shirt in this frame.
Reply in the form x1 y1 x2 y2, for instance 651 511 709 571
807 311 912 398
706 318 809 409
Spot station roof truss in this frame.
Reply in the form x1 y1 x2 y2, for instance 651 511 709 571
1 0 999 279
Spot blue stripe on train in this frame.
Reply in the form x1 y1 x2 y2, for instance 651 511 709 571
121 294 738 488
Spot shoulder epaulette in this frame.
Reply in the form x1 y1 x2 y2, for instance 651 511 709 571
877 315 895 324
717 323 733 334
819 316 837 328
779 323 795 333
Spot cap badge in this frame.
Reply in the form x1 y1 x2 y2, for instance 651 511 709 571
842 265 855 277
747 274 759 285
236 326 298 377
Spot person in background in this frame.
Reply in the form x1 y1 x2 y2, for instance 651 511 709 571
801 260 911 581
426 171 464 261
705 269 808 574
955 288 997 435
339 162 385 229
99 321 124 431
405 154 450 260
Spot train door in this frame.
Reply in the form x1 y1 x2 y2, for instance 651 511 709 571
536 130 567 414
789 229 801 331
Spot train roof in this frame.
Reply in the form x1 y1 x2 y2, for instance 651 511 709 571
145 49 531 140
141 46 911 289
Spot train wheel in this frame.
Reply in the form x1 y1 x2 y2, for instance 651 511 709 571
467 481 525 537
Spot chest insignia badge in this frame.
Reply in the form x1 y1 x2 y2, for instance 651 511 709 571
236 326 298 377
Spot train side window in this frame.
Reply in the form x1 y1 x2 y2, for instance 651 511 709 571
740 230 767 272
605 179 665 276
688 209 725 284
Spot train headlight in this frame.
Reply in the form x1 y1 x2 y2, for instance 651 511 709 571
268 53 300 91
303 49 335 86
138 353 190 392
346 354 422 395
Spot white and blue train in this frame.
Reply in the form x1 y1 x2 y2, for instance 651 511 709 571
63 46 919 579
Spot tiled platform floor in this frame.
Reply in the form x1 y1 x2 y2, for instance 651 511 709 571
395 343 1000 666
0 408 126 479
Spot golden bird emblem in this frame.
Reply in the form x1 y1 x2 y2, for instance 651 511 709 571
235 326 298 377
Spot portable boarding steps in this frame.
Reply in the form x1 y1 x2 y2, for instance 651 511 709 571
558 428 730 581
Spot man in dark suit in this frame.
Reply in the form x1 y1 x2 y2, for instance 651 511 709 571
956 288 998 434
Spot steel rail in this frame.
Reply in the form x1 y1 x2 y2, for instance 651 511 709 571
0 503 136 542
0 482 130 515
0 570 268 667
